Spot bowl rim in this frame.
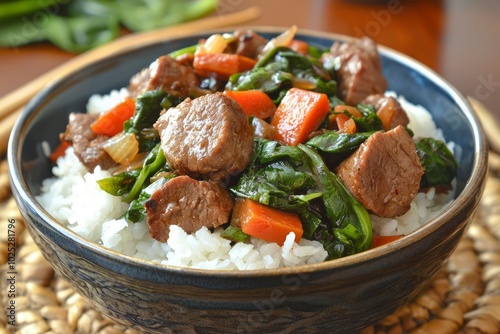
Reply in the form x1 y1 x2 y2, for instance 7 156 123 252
8 26 489 278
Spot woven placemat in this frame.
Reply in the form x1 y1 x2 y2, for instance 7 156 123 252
1 152 499 334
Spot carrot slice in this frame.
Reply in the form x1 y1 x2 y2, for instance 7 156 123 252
49 140 71 162
288 39 309 55
371 235 403 248
271 88 331 146
333 105 363 118
334 114 357 134
231 198 303 246
90 97 136 137
193 53 257 79
224 90 276 119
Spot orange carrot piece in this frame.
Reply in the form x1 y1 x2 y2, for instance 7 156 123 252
333 105 363 118
91 97 135 137
371 235 403 248
224 90 276 119
49 140 71 162
335 114 357 134
271 88 331 146
232 198 303 246
288 39 309 55
193 53 257 79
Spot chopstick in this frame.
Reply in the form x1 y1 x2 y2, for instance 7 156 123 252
0 107 21 155
0 6 261 154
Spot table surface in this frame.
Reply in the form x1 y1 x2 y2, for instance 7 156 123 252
1 0 500 123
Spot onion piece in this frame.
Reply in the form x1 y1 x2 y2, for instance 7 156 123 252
261 25 298 55
103 132 139 165
196 33 229 55
292 77 317 90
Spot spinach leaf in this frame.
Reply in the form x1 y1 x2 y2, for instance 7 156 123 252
124 90 181 152
97 143 169 205
351 104 384 132
231 138 372 259
0 0 60 21
115 0 218 32
298 144 372 259
306 131 375 155
416 137 459 189
125 176 173 223
220 225 250 243
0 0 218 52
44 15 119 53
231 139 324 237
227 46 336 103
123 143 168 202
97 169 140 196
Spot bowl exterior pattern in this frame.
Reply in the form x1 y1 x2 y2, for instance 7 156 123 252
9 28 488 333
17 194 481 333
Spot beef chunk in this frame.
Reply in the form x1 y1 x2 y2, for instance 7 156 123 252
154 92 253 183
336 125 423 218
129 55 199 98
145 175 234 242
363 94 410 130
231 29 268 59
325 37 387 105
60 113 115 171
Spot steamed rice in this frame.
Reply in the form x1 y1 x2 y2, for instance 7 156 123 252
37 89 456 270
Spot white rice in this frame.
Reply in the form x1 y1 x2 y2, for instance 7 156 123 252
37 90 456 270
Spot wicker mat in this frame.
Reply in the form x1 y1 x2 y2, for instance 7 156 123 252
1 152 499 334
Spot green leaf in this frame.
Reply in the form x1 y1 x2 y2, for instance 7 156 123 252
44 15 119 53
115 0 219 32
416 137 459 189
0 0 61 21
306 131 375 155
97 170 141 196
125 176 169 223
298 144 372 259
0 16 47 47
124 143 167 202
220 225 250 243
352 104 384 132
227 46 336 103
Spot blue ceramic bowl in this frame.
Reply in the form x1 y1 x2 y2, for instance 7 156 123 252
8 27 488 333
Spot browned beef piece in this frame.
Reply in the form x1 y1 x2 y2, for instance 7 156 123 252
362 94 410 130
336 125 423 218
145 175 234 242
60 113 115 171
325 37 387 105
154 92 253 183
231 29 268 59
129 55 199 98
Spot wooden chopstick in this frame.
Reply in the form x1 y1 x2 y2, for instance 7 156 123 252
0 6 260 123
0 107 21 155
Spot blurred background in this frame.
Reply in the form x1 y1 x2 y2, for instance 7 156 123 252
1 0 499 123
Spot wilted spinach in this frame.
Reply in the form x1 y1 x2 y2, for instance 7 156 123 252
230 138 372 259
416 137 459 189
226 46 337 103
123 90 181 152
97 143 170 204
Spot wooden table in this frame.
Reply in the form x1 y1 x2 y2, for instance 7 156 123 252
1 0 499 121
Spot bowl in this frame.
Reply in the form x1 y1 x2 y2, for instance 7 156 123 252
8 27 488 333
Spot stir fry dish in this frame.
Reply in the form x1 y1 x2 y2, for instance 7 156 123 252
51 26 458 261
